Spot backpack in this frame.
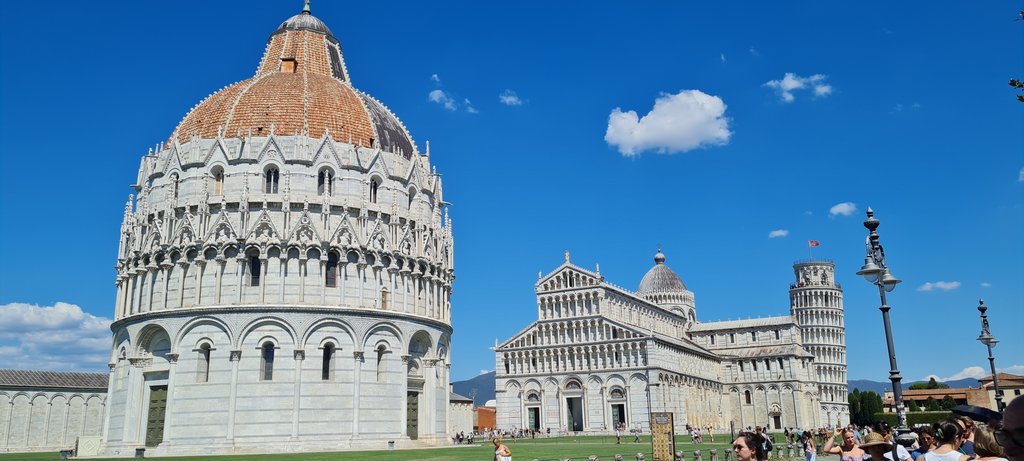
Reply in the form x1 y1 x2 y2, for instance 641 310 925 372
765 437 774 452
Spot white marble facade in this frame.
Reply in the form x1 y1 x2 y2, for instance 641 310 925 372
100 6 456 457
495 253 848 434
0 372 106 453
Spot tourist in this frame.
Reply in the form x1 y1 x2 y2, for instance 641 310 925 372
734 431 769 461
615 424 622 444
917 420 969 461
804 430 817 461
492 438 512 461
709 425 715 443
861 432 896 461
823 428 866 461
873 421 912 461
974 426 1008 461
954 417 976 456
911 428 937 460
998 396 1024 461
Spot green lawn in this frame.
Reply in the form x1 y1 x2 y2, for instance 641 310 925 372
0 437 735 461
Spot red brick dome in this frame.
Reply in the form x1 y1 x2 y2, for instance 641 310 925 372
170 8 416 158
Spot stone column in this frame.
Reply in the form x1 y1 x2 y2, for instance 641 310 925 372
226 350 241 440
299 256 308 303
319 260 327 305
351 350 363 439
163 353 179 445
177 262 188 308
259 257 268 304
236 255 245 304
279 256 286 303
194 260 205 306
100 362 116 443
214 257 225 305
292 350 304 439
400 355 409 436
161 261 173 309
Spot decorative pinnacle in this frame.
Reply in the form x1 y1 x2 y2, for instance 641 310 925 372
302 0 311 14
978 298 987 314
564 250 570 264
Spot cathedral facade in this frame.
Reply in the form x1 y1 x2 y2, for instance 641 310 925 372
101 5 454 456
495 252 848 434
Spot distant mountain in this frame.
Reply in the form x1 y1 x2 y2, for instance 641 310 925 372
848 378 981 395
453 371 496 406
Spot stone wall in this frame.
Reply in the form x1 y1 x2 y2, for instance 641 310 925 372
0 387 105 453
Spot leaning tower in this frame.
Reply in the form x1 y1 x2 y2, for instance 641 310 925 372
791 260 849 427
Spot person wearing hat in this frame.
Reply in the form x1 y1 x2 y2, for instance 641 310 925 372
861 431 896 461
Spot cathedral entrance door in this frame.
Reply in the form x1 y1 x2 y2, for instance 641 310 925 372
772 415 781 430
407 391 419 440
611 404 626 427
528 407 541 431
145 386 167 447
565 397 583 432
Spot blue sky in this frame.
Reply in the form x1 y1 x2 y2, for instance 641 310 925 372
1 1 1021 384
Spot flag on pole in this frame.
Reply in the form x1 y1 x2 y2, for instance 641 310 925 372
808 240 820 247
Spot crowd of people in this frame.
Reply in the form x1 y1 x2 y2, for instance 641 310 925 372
733 397 1023 461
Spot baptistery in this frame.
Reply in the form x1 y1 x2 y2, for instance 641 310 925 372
102 4 454 456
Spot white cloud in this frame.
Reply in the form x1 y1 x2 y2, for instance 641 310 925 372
720 53 726 63
923 365 1024 382
980 282 992 288
917 281 962 292
605 90 731 156
430 74 441 83
1019 167 1023 182
464 98 478 114
804 211 814 216
0 302 112 371
479 369 494 375
499 90 523 106
828 202 857 217
764 73 833 103
428 89 457 111
749 47 759 56
768 229 790 238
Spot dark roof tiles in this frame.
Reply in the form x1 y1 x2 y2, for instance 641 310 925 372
0 369 108 390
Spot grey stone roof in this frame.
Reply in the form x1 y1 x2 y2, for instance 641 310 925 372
637 251 688 294
450 392 473 403
274 11 334 39
717 345 813 358
689 316 794 332
0 369 108 390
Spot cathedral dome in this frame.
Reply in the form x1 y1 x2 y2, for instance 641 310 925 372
169 7 416 157
637 250 688 295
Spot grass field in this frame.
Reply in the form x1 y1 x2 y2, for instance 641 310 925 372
0 436 735 461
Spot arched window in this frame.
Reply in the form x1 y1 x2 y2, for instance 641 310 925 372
322 343 335 381
376 345 387 383
318 169 333 196
325 252 339 287
249 255 261 286
260 341 275 381
744 390 752 405
213 168 225 195
264 168 280 194
407 187 416 209
751 331 757 341
170 173 180 200
369 178 380 203
197 343 211 383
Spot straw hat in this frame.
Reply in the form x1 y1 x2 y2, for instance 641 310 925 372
859 432 894 451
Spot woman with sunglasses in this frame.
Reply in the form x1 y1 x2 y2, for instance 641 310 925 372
734 431 769 461
824 428 866 461
974 426 1008 461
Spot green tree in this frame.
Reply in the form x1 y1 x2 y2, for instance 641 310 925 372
941 395 957 410
861 391 884 424
925 397 941 411
849 389 864 425
910 378 950 390
908 400 921 412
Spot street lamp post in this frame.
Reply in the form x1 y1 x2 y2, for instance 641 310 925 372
977 299 1005 412
855 208 907 459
